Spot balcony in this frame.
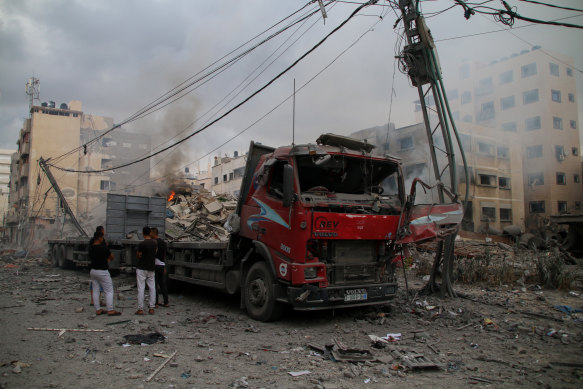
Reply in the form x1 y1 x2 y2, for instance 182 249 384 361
19 162 29 178
20 142 30 156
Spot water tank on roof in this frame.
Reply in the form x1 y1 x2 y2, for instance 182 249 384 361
60 103 68 110
41 102 48 107
48 101 55 108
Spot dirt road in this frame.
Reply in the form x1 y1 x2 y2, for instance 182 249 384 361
0 254 582 388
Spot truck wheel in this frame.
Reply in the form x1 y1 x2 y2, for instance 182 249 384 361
244 261 282 322
52 246 59 267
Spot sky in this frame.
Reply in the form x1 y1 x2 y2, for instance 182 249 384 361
1 0 582 178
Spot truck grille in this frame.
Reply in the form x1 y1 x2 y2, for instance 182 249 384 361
327 240 379 285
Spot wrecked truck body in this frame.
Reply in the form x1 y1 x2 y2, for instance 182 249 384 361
48 133 463 322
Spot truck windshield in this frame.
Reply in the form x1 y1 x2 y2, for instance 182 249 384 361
297 154 399 195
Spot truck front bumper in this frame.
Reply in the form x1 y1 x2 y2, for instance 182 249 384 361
279 282 397 311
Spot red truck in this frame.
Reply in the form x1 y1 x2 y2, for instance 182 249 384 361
49 133 462 321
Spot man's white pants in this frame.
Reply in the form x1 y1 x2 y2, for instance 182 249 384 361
90 269 114 311
136 269 156 310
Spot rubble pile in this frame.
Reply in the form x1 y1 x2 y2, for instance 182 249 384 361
411 238 583 288
165 190 238 242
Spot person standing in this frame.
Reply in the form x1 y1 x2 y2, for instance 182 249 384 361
151 227 169 307
90 226 106 306
89 230 121 316
136 226 157 315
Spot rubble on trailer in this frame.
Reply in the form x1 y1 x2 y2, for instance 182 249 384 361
164 190 238 243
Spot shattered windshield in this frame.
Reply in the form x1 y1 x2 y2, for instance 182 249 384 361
296 154 400 195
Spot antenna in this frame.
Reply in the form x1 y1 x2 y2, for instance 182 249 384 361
25 77 40 113
292 79 296 146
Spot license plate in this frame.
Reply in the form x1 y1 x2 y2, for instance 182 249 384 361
344 288 367 302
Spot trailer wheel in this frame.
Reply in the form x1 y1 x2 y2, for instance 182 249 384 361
51 246 59 267
244 261 282 322
58 245 67 269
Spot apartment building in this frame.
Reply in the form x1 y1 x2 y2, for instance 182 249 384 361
0 149 16 239
7 101 151 246
443 47 581 229
211 152 246 195
351 122 525 233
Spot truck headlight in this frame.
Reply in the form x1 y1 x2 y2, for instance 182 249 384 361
304 267 317 279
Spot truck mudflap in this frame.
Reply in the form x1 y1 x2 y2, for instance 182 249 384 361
396 178 464 245
277 282 397 311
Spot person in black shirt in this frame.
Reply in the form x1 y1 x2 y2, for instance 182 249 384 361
136 226 157 315
151 227 169 307
89 231 121 316
90 226 106 306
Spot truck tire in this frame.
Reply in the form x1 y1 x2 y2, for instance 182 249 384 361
244 261 282 322
52 246 59 268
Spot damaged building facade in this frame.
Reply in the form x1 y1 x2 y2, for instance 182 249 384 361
6 101 151 247
447 47 581 230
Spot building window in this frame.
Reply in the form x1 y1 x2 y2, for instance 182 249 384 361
568 93 575 103
523 89 539 104
478 142 495 156
551 89 561 102
556 172 566 185
572 147 579 156
399 136 414 151
478 101 495 121
460 134 471 152
549 63 559 76
526 145 543 159
558 201 568 214
100 180 115 191
122 142 131 148
555 145 566 161
214 177 219 185
501 95 515 110
502 122 517 132
233 166 245 179
553 117 563 130
101 158 113 169
229 172 234 181
481 206 496 221
500 208 512 221
529 201 545 214
497 146 509 159
223 174 227 182
462 115 473 123
461 91 472 104
575 201 581 210
570 120 577 129
475 77 493 96
498 177 511 189
525 116 541 130
138 144 148 150
460 63 470 79
567 67 573 76
478 173 496 187
528 172 544 186
521 62 537 78
499 70 513 84
576 174 581 184
102 138 116 147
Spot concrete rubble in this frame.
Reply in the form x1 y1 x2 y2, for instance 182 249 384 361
164 190 238 242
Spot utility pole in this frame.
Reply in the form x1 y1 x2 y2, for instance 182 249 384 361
396 0 468 297
38 157 88 238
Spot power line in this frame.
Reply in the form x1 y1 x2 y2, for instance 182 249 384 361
48 0 380 175
517 0 583 13
48 2 324 165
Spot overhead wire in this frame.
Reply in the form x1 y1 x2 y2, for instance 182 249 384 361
517 0 583 13
48 2 323 166
48 0 380 175
115 3 388 193
121 2 331 191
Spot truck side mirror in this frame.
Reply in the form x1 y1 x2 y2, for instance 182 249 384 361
282 164 294 208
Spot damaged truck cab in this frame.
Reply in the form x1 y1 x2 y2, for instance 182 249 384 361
232 134 407 321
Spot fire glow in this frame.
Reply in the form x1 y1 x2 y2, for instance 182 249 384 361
168 191 175 202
